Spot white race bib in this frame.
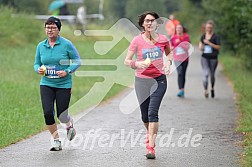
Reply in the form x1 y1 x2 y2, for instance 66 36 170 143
175 47 186 55
142 47 162 61
45 65 60 78
203 45 213 54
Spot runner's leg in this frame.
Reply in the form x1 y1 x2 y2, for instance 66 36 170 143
209 59 218 89
201 57 210 97
181 61 189 89
209 59 218 97
55 88 71 124
148 75 167 147
40 85 59 139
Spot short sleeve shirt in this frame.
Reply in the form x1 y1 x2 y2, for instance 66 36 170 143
129 33 169 78
200 33 221 59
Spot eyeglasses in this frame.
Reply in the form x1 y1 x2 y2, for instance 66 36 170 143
144 19 156 24
45 26 58 31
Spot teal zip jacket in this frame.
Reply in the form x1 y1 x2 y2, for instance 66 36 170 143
34 36 81 88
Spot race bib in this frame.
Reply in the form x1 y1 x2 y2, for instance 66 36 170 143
175 47 186 55
203 45 213 54
142 47 162 61
45 65 60 78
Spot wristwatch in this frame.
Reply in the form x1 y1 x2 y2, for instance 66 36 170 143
65 69 72 74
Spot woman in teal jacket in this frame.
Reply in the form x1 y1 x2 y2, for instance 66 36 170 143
34 16 81 151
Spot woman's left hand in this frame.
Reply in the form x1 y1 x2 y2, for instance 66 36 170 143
163 64 171 75
203 39 211 45
56 70 67 78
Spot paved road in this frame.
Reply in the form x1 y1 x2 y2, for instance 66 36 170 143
0 48 242 167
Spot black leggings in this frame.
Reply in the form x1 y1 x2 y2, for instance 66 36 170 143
175 61 188 89
40 85 71 125
135 75 167 123
201 57 218 90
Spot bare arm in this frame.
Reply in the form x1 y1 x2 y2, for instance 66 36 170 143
199 41 204 51
164 45 172 75
124 50 148 69
165 45 172 62
124 50 135 67
203 39 221 50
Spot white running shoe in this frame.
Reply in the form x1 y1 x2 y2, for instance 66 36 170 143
66 119 76 141
50 139 62 151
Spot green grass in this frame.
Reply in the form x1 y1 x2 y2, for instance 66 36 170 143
0 6 44 48
219 53 252 167
0 7 133 148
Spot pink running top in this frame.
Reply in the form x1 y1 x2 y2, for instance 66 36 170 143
129 33 169 78
170 33 190 62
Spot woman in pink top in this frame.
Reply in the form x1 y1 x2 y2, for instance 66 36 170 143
124 11 172 159
171 24 190 97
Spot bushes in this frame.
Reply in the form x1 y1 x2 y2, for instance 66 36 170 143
0 0 49 14
200 0 252 69
0 6 44 48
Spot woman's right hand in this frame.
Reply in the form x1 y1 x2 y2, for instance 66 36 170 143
199 42 204 51
135 61 149 69
38 67 45 75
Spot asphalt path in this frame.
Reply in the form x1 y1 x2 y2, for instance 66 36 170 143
0 48 242 167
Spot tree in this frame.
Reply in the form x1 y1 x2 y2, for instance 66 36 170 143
125 0 166 23
85 0 101 14
189 0 252 68
107 0 126 18
103 0 127 21
163 0 179 14
0 0 50 14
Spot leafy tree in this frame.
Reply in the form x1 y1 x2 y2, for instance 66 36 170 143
0 0 49 14
102 0 127 22
106 0 126 18
201 0 252 63
125 0 166 23
84 0 101 14
164 0 180 14
177 0 252 68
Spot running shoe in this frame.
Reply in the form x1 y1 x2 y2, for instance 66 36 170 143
211 89 215 98
177 90 184 98
66 119 76 141
50 139 62 151
204 91 209 98
146 147 156 159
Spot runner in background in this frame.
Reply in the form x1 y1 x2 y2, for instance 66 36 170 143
199 20 221 98
165 14 180 39
201 23 206 34
124 11 172 159
171 24 190 98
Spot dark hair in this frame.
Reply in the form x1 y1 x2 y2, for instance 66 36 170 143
45 16 62 31
137 11 163 30
175 24 188 34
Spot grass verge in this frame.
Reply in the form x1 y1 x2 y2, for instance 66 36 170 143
219 53 252 167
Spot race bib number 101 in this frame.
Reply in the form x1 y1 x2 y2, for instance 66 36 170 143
45 65 60 78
